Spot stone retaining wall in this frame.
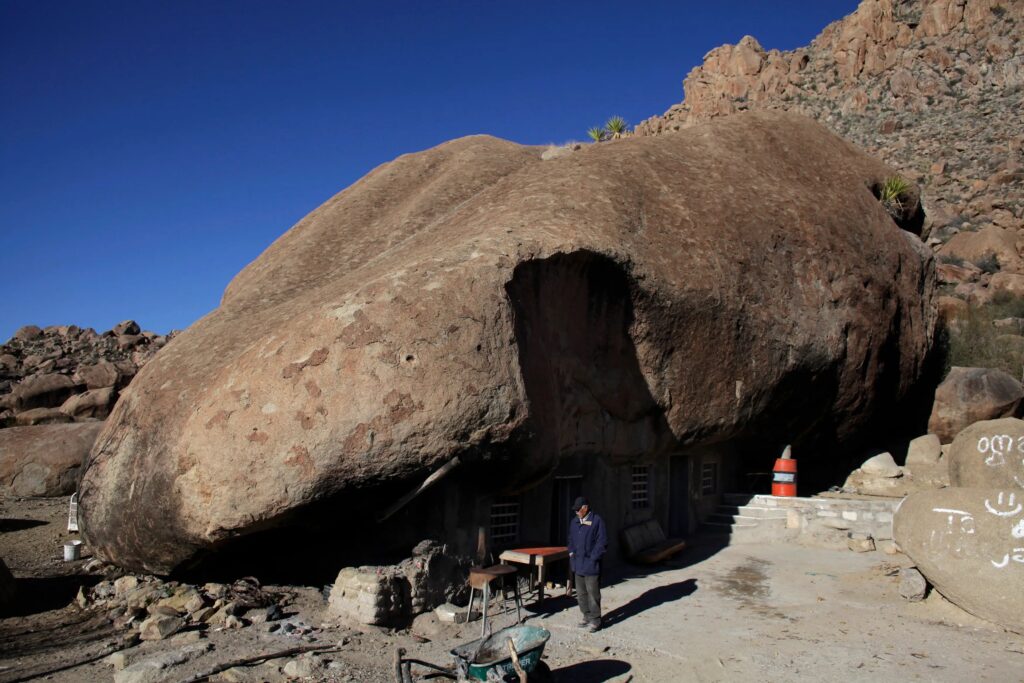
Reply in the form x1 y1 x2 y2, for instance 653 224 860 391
327 541 469 625
756 494 900 543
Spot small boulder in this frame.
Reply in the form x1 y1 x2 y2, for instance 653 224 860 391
12 325 43 341
906 434 942 466
861 452 901 477
928 367 1024 443
898 567 928 601
9 373 80 412
0 423 103 496
946 418 1024 489
893 488 1024 633
112 320 141 337
60 387 117 420
138 614 184 641
14 407 74 426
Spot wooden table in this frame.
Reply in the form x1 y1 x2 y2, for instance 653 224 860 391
499 546 570 602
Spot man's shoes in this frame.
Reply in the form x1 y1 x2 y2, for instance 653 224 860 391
576 621 590 629
587 622 601 633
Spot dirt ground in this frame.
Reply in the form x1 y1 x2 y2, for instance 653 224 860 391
2 496 1023 682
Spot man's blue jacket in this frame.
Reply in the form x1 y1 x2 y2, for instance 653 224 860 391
567 511 608 576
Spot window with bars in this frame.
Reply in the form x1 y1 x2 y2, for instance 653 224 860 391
701 461 718 495
631 466 650 509
490 496 520 545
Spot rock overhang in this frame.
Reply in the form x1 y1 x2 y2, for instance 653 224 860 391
80 111 939 573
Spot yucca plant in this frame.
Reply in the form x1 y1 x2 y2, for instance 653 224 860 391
879 175 910 211
604 116 628 138
587 127 605 143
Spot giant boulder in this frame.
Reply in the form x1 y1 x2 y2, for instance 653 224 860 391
928 367 1024 444
0 423 103 497
80 111 937 573
947 418 1024 489
894 488 1024 633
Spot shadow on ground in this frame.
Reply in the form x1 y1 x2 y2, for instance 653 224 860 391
601 578 697 628
551 658 631 682
0 519 48 532
1 575 100 618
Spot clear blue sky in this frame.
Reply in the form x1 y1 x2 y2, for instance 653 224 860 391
0 1 859 341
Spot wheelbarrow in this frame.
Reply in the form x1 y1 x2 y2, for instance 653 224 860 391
451 625 551 681
393 624 552 682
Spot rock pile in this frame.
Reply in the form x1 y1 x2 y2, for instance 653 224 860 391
79 572 285 640
636 0 1024 306
0 321 171 429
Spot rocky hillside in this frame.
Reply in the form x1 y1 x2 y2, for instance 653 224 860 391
0 322 172 427
637 0 1023 245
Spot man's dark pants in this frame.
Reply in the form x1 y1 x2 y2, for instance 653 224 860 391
575 573 601 626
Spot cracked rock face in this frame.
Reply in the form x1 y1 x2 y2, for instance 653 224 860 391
81 111 936 573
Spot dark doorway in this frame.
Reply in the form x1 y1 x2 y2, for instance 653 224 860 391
550 476 583 545
669 455 689 537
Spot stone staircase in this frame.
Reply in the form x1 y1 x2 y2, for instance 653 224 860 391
697 493 794 543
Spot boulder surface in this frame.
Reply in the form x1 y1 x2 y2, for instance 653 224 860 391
0 423 103 496
894 488 1024 633
946 417 1024 489
80 111 937 573
928 367 1024 443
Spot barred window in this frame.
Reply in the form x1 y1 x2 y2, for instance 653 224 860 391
701 461 718 495
490 496 520 545
631 466 650 509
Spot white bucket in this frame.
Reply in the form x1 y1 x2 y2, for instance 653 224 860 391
63 540 82 561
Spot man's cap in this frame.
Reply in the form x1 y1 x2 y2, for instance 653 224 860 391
572 496 589 511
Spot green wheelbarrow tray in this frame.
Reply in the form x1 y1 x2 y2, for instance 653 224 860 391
450 625 551 681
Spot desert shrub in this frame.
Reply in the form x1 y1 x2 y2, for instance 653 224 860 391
587 127 605 143
937 253 966 267
975 252 1000 274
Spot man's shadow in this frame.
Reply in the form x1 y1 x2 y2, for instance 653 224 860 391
524 578 697 627
600 578 697 627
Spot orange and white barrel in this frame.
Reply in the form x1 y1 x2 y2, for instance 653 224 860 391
772 457 797 497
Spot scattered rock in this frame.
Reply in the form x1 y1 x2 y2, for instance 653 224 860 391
139 614 184 641
283 653 324 680
861 452 901 477
113 643 211 683
847 532 875 553
898 567 928 601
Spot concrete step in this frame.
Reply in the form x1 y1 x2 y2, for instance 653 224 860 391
717 505 789 519
706 513 762 526
722 493 757 506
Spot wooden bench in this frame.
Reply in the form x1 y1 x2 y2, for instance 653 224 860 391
621 518 686 564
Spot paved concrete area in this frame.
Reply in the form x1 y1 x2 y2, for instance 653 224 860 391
460 542 1024 682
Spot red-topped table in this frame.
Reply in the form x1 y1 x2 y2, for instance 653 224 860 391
498 546 570 602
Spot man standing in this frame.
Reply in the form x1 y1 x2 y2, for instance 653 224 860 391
567 496 607 632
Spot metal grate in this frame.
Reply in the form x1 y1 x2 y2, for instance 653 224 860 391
631 466 650 509
490 496 520 545
701 461 718 495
